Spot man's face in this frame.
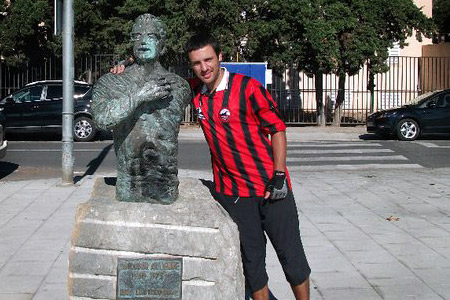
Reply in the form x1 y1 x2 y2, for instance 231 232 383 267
188 45 223 90
132 31 161 63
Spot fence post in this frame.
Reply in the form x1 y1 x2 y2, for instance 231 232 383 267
368 66 375 113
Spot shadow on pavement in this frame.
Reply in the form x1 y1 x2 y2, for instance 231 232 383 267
359 133 450 141
6 132 61 141
359 133 391 140
74 144 113 183
0 161 19 180
104 177 116 186
199 179 215 196
6 130 113 141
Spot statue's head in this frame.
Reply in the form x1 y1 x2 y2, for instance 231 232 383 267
131 14 167 64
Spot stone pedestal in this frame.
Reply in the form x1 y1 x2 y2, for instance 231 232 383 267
68 177 244 299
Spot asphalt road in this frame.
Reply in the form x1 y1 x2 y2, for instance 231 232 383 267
1 133 450 181
0 139 211 181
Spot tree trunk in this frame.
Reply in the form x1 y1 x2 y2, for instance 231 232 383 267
315 72 325 126
368 69 375 113
332 74 346 126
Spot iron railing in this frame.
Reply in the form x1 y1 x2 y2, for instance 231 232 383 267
1 55 449 125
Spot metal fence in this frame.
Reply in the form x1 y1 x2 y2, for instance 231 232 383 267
1 55 449 125
0 55 120 98
269 56 450 125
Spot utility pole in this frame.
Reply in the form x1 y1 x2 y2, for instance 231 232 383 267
62 0 74 184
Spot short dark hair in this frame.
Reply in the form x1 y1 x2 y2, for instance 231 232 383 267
185 33 221 55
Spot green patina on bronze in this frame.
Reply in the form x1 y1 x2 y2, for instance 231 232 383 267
92 14 191 204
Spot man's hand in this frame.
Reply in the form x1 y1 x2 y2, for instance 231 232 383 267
264 171 288 200
110 57 134 74
110 64 126 74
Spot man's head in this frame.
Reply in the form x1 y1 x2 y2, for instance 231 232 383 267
185 33 221 57
131 14 167 64
186 33 223 90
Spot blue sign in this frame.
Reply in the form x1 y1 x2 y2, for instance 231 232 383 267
221 62 267 87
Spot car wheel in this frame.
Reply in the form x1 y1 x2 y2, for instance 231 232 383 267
73 116 97 142
396 118 420 141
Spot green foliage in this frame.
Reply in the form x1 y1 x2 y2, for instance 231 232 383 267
299 0 433 76
0 0 434 72
0 0 53 66
433 0 450 39
71 0 244 65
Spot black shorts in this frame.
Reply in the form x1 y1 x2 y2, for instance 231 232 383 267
214 190 311 293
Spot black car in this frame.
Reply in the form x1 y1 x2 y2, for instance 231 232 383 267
0 111 7 159
367 89 450 141
0 80 98 141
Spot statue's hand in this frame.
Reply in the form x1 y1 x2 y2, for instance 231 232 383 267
137 77 172 102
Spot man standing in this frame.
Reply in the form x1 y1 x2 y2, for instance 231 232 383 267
186 33 310 300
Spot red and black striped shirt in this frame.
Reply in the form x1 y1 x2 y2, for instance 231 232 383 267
191 70 288 197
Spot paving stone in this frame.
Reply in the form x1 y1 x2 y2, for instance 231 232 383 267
319 287 382 300
2 156 450 299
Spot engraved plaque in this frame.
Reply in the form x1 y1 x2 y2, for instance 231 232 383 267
117 257 182 299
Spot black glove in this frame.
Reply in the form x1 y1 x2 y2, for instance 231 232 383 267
265 171 288 200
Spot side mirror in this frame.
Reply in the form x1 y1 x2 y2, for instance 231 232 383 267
426 101 436 108
5 96 14 104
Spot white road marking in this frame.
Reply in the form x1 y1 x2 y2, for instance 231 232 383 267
288 164 423 171
288 148 394 154
287 155 408 162
413 141 450 149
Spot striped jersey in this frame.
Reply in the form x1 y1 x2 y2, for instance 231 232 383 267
191 69 288 197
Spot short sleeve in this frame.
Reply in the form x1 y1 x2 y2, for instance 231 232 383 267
248 78 286 135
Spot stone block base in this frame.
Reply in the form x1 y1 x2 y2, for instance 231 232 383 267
68 177 244 299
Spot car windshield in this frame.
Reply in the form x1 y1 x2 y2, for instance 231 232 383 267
404 91 440 106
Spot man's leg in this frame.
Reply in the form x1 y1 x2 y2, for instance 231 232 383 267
252 285 269 300
263 190 311 300
214 194 269 297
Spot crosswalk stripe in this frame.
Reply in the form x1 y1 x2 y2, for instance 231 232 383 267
288 142 382 148
288 148 394 154
287 164 423 171
285 140 422 170
413 141 450 149
286 155 408 162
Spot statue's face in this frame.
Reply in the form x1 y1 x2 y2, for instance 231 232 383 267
131 22 163 63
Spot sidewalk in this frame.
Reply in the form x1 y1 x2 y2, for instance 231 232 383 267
178 125 368 142
1 127 450 299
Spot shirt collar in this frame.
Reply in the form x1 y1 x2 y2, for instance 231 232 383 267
200 67 229 95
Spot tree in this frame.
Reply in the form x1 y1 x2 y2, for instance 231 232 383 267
69 0 246 66
234 0 433 125
298 0 433 125
433 0 450 42
0 0 53 66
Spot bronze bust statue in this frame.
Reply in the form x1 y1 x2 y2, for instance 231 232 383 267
92 14 191 204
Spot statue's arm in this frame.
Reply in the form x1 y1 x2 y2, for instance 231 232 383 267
92 74 137 130
170 75 192 110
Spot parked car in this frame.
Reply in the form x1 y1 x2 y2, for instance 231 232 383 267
367 89 450 141
272 89 302 110
0 111 7 159
271 89 302 121
0 80 98 142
